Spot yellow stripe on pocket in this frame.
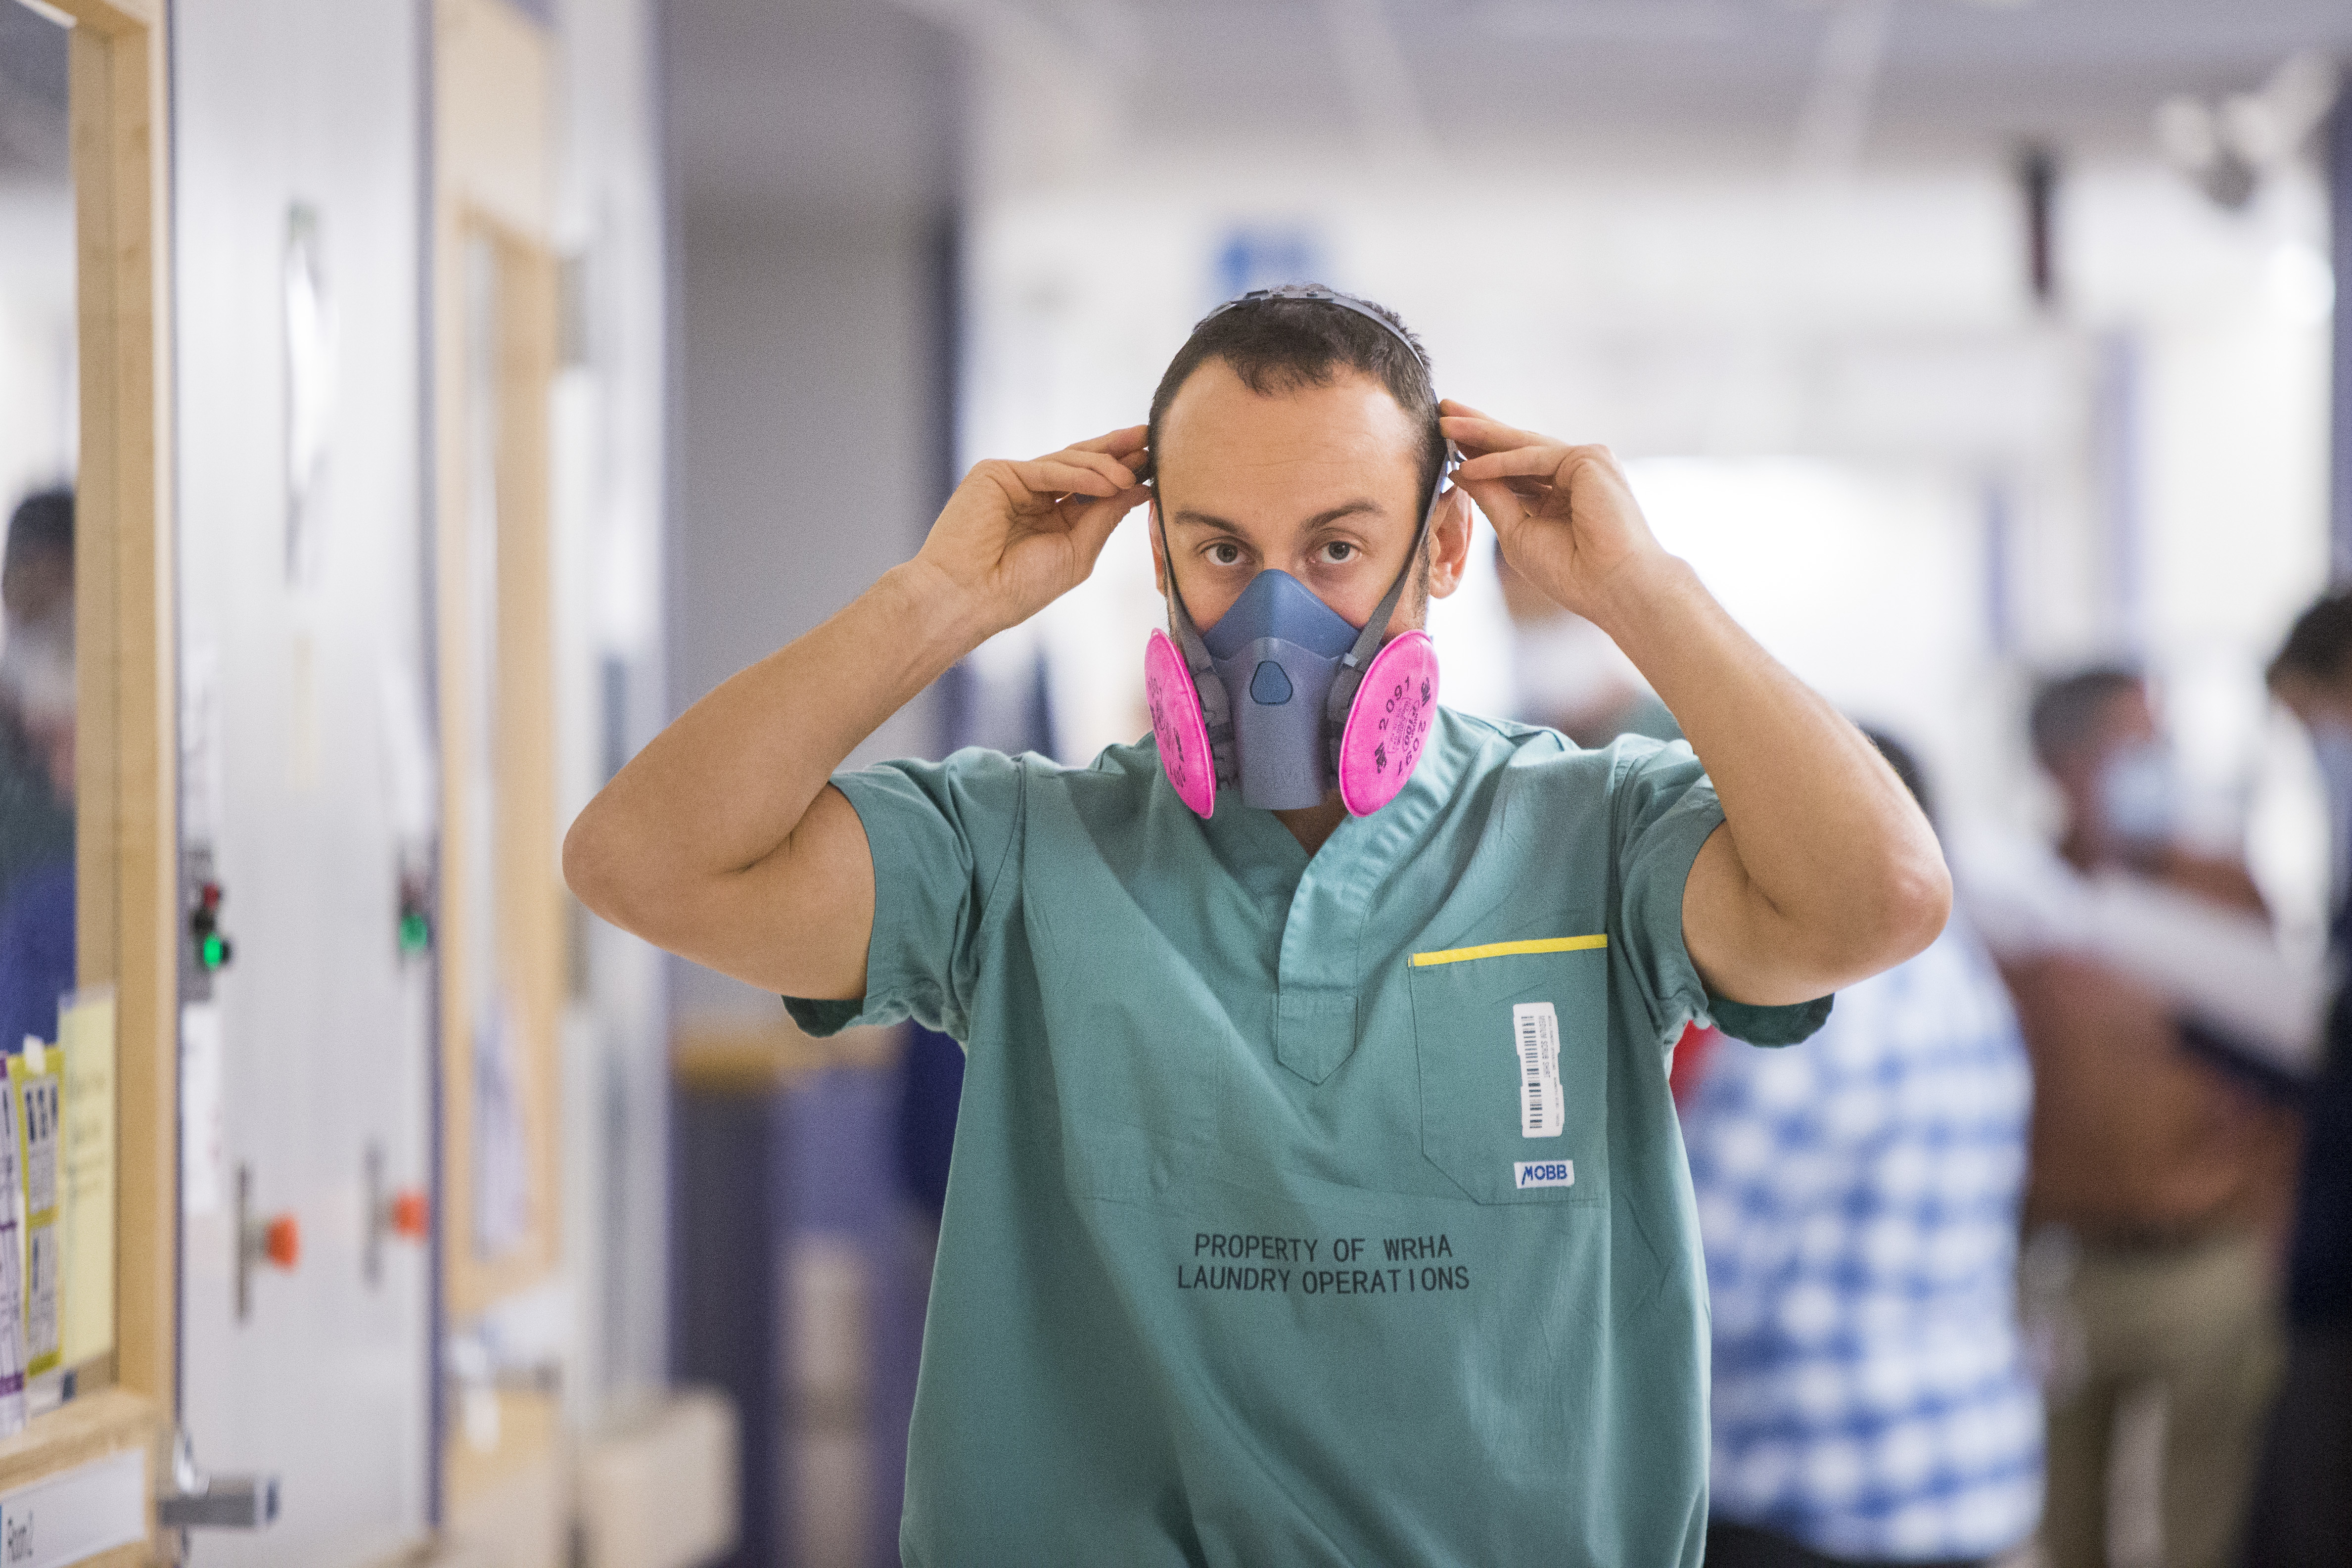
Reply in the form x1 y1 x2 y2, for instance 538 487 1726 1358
1409 934 1608 968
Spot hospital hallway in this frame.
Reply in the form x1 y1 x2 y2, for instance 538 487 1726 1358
0 0 2350 1564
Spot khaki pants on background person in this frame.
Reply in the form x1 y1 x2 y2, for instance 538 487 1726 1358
2037 1228 2282 1568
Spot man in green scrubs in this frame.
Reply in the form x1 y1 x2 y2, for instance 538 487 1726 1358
569 290 1949 1565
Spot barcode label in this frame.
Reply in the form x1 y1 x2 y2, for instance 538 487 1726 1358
1514 1002 1564 1138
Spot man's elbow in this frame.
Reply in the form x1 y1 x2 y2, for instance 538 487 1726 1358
562 803 641 933
1851 844 1953 974
1776 843 1951 995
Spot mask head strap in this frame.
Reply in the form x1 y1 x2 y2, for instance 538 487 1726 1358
1323 436 1456 751
1151 498 1239 792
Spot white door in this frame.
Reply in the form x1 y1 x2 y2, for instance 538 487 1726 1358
173 0 436 1561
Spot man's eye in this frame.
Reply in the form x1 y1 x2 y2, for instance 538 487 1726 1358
1321 541 1357 563
1208 542 1243 566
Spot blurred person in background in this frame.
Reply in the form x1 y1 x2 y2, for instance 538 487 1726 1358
0 488 76 1053
1684 731 2041 1568
1970 667 2297 1568
2244 594 2352 1566
568 286 1951 1565
0 489 74 908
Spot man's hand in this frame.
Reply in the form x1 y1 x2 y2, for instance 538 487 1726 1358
912 425 1153 640
1440 402 1669 633
1439 398 1949 1007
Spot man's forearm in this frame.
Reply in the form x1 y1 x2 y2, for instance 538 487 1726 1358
565 560 982 918
1594 553 1950 997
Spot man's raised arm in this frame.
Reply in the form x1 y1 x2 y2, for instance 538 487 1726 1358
562 427 1152 1000
1444 402 1951 1008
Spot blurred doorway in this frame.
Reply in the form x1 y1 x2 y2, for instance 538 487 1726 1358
433 2 567 1563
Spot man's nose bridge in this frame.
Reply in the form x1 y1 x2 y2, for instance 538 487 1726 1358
1199 568 1361 660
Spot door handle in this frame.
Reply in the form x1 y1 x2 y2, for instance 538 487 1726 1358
234 1165 298 1322
363 1142 430 1286
156 1430 279 1532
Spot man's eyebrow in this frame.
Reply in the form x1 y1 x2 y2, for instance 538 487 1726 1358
1167 500 1386 533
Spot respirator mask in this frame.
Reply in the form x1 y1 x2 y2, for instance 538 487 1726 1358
2097 738 2180 848
1142 285 1457 818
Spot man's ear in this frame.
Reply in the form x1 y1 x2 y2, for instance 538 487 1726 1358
1425 486 1475 601
1147 498 1169 598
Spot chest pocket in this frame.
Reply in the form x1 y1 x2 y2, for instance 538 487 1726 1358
1408 937 1611 1205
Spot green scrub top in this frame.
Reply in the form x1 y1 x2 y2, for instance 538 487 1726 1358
787 707 1828 1567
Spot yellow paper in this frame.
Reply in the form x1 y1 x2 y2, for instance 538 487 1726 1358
57 989 114 1368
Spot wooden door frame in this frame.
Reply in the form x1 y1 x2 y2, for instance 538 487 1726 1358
56 0 175 1425
437 210 562 1316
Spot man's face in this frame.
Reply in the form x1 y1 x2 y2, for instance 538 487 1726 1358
1 545 70 629
1150 360 1470 637
2053 684 2160 831
2085 686 2160 771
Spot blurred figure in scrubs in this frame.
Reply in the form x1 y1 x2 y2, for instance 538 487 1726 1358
1684 731 2041 1568
2244 594 2352 1566
567 288 1950 1565
1972 667 2296 1568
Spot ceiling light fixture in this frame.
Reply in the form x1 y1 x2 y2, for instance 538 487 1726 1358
2156 52 2340 212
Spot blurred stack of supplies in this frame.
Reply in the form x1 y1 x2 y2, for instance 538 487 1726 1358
0 989 116 1439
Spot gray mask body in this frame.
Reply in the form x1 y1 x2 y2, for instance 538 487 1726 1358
1199 569 1361 809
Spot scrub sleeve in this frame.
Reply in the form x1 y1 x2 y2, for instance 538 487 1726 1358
783 745 1026 1044
1611 739 1833 1050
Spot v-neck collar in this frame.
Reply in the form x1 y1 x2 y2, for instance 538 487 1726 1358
1184 709 1467 996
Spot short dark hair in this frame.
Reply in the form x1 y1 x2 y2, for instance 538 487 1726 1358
2270 590 2352 692
1860 726 1936 830
3 488 72 575
2028 663 2143 771
1145 287 1445 519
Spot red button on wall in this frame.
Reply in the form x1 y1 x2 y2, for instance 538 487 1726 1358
264 1214 300 1270
390 1190 430 1241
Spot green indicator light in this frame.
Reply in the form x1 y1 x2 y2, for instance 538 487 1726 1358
400 912 430 954
200 933 226 970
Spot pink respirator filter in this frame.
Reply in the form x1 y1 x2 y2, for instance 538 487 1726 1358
1336 630 1439 817
1145 628 1218 817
